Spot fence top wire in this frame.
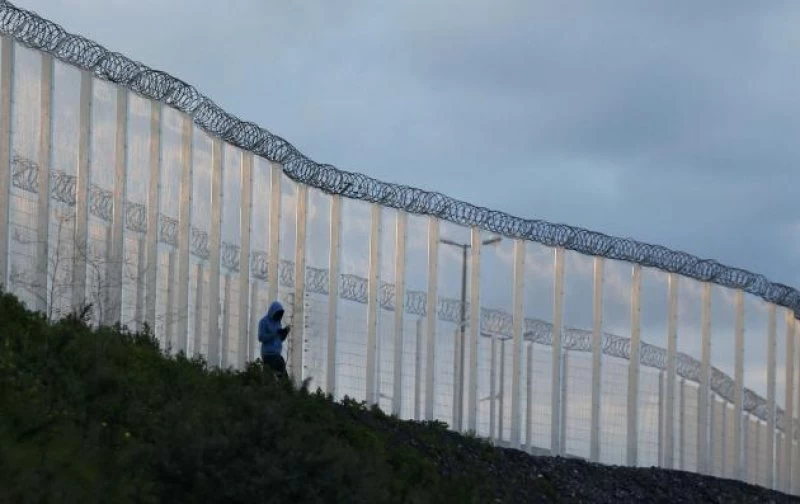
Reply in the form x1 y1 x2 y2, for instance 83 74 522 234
2 0 799 320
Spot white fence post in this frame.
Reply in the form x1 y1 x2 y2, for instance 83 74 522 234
166 250 177 350
290 184 308 383
221 272 231 367
510 239 525 448
174 116 192 352
237 153 254 369
679 377 686 470
627 264 642 467
550 247 565 456
365 203 381 405
326 194 341 397
526 341 535 452
786 314 796 491
665 273 678 468
734 289 745 480
71 70 93 312
35 53 54 313
467 227 482 433
698 282 712 474
424 217 439 420
135 236 146 327
392 210 407 416
266 162 282 304
193 262 204 356
144 103 162 329
206 139 223 367
560 350 569 454
767 304 777 489
590 257 604 462
499 337 507 442
452 327 462 428
415 317 423 420
107 88 129 326
490 334 498 442
0 37 14 288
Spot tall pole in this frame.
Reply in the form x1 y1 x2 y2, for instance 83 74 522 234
456 244 467 431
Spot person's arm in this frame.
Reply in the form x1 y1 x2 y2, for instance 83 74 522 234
278 325 291 341
258 318 268 343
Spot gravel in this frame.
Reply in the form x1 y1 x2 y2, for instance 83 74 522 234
346 405 800 503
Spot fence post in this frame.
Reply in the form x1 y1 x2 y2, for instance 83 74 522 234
550 247 565 456
499 337 507 443
733 289 745 480
679 377 686 470
665 273 678 468
767 304 777 489
590 257 604 463
267 162 282 304
135 236 146 328
237 153 253 369
206 139 223 367
509 239 525 448
221 272 231 368
452 327 462 428
467 227 482 433
698 282 712 474
173 116 192 352
35 53 54 313
392 210 407 417
658 370 665 466
490 333 498 442
0 37 13 288
193 262 204 356
107 87 129 325
560 350 569 454
710 392 717 474
144 102 162 329
0 34 14 281
424 217 439 420
166 250 177 350
249 282 259 361
365 203 381 406
71 70 93 312
627 264 642 467
722 400 728 478
415 317 423 420
291 184 308 383
526 340 535 452
785 314 796 491
326 194 341 397
794 323 800 495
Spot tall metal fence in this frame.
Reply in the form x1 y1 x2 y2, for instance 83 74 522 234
2 0 800 494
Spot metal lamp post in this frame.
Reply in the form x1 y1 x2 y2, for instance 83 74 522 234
440 234 501 431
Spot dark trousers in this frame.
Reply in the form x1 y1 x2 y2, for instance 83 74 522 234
263 354 288 380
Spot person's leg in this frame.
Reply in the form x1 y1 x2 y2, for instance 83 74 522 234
276 355 288 380
263 354 288 380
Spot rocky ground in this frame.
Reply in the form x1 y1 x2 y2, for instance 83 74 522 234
350 405 799 503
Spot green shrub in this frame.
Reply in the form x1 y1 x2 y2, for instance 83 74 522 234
0 291 484 503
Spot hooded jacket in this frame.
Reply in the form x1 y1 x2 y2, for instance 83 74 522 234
258 301 289 357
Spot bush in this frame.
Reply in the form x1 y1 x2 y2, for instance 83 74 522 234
0 291 484 503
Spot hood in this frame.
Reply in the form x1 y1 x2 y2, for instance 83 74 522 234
267 301 284 321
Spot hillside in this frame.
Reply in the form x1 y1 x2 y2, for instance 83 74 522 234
0 290 796 503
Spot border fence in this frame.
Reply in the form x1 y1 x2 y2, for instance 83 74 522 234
2 0 800 493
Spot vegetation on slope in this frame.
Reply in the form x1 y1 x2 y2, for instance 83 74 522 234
1 290 797 503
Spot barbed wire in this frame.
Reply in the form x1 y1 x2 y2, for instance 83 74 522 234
1 0 798 322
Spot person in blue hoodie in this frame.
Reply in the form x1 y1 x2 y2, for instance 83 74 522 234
258 301 291 379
